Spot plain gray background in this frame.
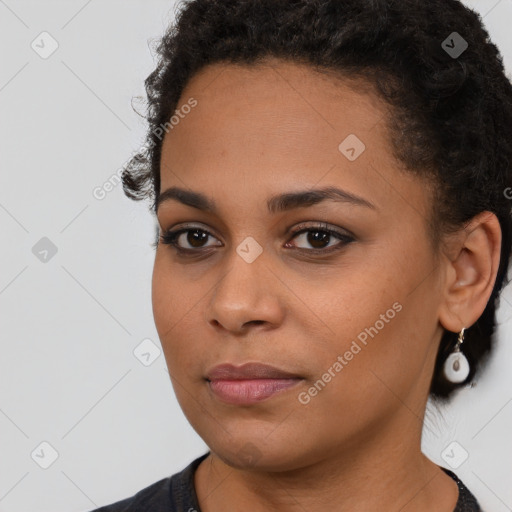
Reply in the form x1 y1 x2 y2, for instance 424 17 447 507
1 1 511 511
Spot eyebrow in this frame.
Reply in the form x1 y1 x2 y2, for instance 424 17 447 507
156 185 377 214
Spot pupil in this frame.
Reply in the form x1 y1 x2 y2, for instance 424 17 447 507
308 230 329 248
188 230 207 248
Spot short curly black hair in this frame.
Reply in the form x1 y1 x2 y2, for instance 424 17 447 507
122 0 512 401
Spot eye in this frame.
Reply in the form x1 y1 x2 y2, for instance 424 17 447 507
157 222 355 256
285 222 354 253
158 226 221 252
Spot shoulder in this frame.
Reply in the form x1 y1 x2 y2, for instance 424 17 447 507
439 466 482 512
88 452 209 512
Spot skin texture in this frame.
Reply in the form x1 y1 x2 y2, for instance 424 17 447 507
152 58 501 511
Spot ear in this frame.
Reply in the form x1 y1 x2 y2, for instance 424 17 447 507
438 211 502 332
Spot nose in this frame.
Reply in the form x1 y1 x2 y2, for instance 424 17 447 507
204 247 285 335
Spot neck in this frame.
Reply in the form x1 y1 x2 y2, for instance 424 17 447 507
194 410 459 512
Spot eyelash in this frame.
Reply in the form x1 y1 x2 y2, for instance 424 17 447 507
156 222 354 256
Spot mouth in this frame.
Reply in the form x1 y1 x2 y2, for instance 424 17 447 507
205 362 304 405
207 378 303 405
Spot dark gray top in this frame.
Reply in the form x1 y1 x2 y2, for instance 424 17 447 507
89 452 481 511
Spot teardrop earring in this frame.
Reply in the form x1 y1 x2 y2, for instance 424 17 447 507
443 327 470 383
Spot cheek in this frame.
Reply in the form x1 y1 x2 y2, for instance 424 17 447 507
151 253 200 330
302 256 431 390
292 297 418 440
319 288 437 417
292 261 397 344
152 260 175 338
151 255 212 375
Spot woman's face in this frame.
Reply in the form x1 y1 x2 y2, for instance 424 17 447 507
152 59 447 470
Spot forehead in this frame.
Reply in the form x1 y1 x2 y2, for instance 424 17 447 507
159 59 432 223
174 58 388 137
162 60 388 171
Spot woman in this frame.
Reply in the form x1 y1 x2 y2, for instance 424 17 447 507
92 0 512 510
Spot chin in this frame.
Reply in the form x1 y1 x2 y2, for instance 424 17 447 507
207 435 319 473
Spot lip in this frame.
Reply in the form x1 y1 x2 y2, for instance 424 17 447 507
208 378 302 405
205 363 303 405
206 362 302 381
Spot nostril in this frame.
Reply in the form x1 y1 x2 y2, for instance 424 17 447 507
246 320 265 327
